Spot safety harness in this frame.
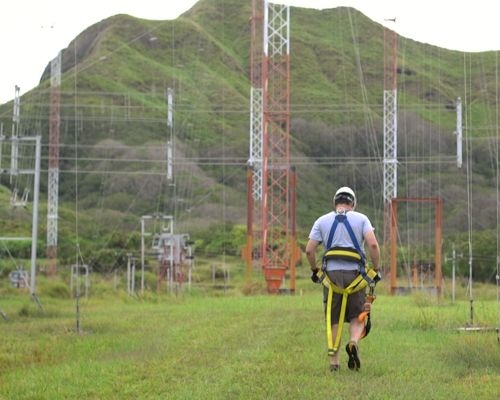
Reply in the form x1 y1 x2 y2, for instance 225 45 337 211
316 213 379 356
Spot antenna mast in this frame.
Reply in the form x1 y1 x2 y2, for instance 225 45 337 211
243 0 264 287
455 97 463 168
10 85 20 182
47 51 61 275
244 1 299 293
383 23 398 204
383 22 398 271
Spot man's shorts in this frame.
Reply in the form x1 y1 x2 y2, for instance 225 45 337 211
322 269 365 324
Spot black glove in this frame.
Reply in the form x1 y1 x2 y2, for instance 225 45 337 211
310 269 320 284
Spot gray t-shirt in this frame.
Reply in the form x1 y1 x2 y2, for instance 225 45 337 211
308 210 374 271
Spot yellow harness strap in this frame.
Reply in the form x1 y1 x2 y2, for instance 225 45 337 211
315 268 378 355
323 247 362 263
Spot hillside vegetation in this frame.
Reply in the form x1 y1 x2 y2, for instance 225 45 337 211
0 0 498 281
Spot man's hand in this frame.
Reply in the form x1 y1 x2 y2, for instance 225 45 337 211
310 268 320 284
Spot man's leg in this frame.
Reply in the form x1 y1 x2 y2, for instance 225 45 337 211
329 323 340 369
349 317 365 342
346 318 364 370
346 283 366 371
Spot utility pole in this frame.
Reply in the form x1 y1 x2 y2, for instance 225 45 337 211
447 244 463 303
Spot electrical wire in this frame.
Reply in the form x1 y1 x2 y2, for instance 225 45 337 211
462 53 475 311
495 52 500 329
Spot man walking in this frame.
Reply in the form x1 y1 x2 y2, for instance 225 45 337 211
306 186 380 372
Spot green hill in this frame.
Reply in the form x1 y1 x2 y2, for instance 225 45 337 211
0 0 498 281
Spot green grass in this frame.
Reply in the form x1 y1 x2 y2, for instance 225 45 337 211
1 278 499 400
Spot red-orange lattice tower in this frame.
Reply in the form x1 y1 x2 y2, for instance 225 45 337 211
243 1 299 293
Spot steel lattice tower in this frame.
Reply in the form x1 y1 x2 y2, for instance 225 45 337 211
244 1 299 293
46 51 61 275
243 0 264 286
383 26 398 205
249 0 264 201
383 25 398 261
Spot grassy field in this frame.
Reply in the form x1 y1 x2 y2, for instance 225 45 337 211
0 277 499 400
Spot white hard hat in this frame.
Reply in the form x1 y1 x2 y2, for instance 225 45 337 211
334 186 356 208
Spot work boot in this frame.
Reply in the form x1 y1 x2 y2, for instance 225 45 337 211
345 341 360 371
329 364 340 372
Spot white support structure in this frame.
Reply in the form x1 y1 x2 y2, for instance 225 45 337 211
248 0 264 202
166 88 174 181
249 87 263 200
30 136 41 296
47 52 62 258
126 253 136 296
455 97 463 168
383 88 398 203
0 135 41 296
70 264 90 299
140 215 193 293
10 86 20 179
265 1 290 57
153 215 174 288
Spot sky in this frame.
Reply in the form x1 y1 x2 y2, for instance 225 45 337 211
1 0 500 105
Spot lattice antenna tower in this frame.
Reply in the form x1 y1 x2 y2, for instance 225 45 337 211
383 23 398 261
243 0 264 285
455 97 463 168
244 1 299 293
261 1 298 292
249 0 264 200
47 51 61 275
383 24 398 204
10 85 20 183
166 88 174 182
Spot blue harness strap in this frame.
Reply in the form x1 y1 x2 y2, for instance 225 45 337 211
325 216 340 250
326 214 363 258
324 213 374 284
